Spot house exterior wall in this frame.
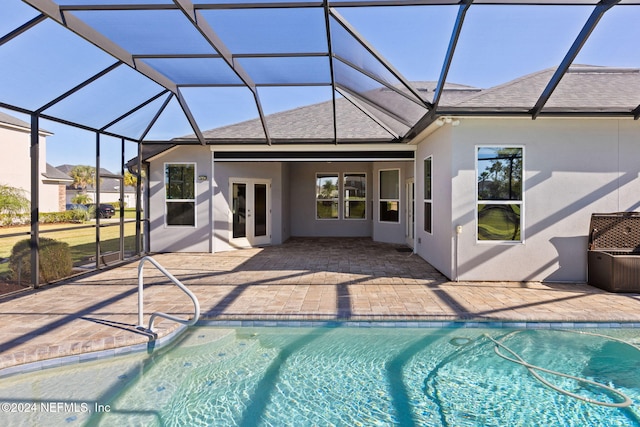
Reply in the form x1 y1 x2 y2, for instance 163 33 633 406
281 162 291 242
437 117 640 282
415 126 454 279
371 161 414 245
289 162 373 238
0 122 60 212
0 124 31 194
213 161 285 252
39 180 63 212
148 146 212 252
147 146 417 253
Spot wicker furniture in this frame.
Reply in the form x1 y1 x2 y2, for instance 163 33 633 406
588 212 640 292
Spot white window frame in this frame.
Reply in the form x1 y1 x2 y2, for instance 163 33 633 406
475 145 524 243
379 168 400 224
423 156 433 234
164 162 197 228
343 172 367 220
316 172 340 220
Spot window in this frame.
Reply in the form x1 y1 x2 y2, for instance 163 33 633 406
316 173 338 219
379 169 399 223
477 147 523 241
344 173 366 219
424 157 432 233
165 163 195 226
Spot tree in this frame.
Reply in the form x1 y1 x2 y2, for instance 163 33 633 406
319 179 337 199
0 184 29 215
71 193 92 204
124 170 137 187
70 165 96 193
478 148 522 201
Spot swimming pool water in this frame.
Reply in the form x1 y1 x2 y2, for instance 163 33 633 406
2 326 640 426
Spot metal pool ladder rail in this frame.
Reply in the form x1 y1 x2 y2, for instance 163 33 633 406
137 256 200 332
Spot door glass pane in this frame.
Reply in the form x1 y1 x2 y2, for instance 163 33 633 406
232 183 246 238
254 184 267 237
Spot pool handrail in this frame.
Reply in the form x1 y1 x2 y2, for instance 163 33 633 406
137 256 200 332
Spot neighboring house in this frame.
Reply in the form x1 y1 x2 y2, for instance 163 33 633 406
142 65 640 283
0 111 72 212
56 164 137 209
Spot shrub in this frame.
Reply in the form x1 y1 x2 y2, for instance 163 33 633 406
0 213 29 227
0 184 29 215
9 238 73 284
0 211 88 227
40 210 88 224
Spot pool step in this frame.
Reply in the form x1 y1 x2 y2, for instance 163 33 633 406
95 333 275 426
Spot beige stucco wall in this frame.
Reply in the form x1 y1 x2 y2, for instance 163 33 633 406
417 117 640 282
415 125 455 279
0 123 60 213
289 161 373 238
213 161 286 252
148 146 213 252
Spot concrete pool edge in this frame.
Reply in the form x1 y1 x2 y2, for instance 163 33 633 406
4 318 640 379
0 323 188 379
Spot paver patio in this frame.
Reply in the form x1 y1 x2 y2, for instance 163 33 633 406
2 237 640 373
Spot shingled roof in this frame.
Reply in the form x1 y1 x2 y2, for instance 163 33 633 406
42 163 72 183
176 82 482 144
169 65 639 146
444 65 640 114
0 111 53 135
0 111 29 130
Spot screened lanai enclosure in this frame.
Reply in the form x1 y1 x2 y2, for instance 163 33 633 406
1 0 640 288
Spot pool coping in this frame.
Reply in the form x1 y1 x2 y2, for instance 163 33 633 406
3 318 640 379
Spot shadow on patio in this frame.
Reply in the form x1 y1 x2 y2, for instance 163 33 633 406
2 237 640 372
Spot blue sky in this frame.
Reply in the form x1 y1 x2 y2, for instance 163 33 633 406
2 2 640 172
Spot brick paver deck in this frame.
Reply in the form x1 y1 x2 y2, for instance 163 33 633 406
2 237 640 372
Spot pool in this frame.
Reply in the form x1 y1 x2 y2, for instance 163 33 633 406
1 324 640 426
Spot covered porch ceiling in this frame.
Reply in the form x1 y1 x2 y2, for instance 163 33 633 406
1 0 640 146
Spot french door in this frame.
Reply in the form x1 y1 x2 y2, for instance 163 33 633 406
230 179 271 247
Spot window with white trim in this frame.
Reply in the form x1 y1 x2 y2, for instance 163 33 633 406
344 173 366 219
424 157 432 233
379 169 400 223
316 173 339 219
165 163 195 226
477 147 523 241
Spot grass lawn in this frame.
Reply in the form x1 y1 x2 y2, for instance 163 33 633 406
0 216 139 281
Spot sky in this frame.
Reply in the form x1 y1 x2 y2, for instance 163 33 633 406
2 1 640 173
